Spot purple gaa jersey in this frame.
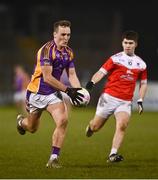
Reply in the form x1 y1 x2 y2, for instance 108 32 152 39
27 40 75 95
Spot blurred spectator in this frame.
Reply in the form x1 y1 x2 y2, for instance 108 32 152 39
13 65 30 115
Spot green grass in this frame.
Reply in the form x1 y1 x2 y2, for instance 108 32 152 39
0 106 158 178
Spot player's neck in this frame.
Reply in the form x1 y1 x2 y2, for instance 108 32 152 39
124 51 135 57
54 40 64 51
56 44 65 52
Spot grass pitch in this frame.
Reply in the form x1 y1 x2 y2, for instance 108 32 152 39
0 106 158 179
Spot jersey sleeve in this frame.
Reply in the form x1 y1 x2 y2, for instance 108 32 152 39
68 60 75 68
99 58 114 74
140 69 147 84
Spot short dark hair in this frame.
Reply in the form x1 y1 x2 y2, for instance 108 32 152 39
53 20 71 32
122 30 139 42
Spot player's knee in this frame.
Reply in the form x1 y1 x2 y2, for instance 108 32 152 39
58 117 68 128
118 122 128 131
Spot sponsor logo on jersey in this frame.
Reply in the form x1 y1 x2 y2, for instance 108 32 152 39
128 60 132 65
126 69 133 75
43 59 51 65
137 62 140 67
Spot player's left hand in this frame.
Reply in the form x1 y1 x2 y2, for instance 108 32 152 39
137 98 143 115
65 87 84 106
86 81 95 92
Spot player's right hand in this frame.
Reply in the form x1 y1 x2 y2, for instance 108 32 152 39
65 87 84 105
86 81 95 92
137 99 143 115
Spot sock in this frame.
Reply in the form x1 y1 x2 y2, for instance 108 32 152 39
51 146 60 157
109 148 117 156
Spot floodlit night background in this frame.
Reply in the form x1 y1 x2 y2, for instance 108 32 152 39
0 0 157 106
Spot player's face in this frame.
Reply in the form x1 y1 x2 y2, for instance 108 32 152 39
122 38 137 56
54 26 71 49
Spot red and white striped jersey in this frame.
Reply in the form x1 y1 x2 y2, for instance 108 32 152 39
99 51 147 101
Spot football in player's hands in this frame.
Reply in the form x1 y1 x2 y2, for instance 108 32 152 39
70 87 90 106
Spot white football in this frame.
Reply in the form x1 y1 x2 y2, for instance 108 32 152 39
70 87 90 106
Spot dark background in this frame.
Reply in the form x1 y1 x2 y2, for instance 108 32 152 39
0 0 157 104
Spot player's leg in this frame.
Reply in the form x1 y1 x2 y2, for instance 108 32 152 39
86 115 107 137
86 93 115 137
112 112 130 151
46 102 68 168
60 91 72 113
17 91 44 134
17 110 42 134
107 105 131 163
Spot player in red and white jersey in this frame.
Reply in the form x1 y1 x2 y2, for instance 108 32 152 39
101 51 147 101
85 31 147 163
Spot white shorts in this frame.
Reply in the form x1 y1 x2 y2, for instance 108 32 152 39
96 93 132 119
13 90 26 102
60 91 71 103
26 91 63 113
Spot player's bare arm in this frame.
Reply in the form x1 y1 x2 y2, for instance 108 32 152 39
42 65 83 105
139 82 147 100
86 70 106 91
41 65 67 92
137 82 147 114
68 67 81 88
91 70 106 84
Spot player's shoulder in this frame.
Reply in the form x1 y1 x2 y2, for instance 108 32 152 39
37 40 55 60
38 40 55 52
134 55 147 69
44 40 55 49
65 45 73 53
111 52 123 58
65 46 74 60
110 52 124 62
